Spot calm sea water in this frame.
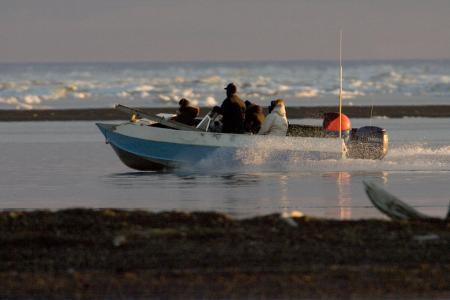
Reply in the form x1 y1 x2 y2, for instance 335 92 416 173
1 118 449 219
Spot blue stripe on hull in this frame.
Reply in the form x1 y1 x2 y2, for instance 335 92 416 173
100 125 232 167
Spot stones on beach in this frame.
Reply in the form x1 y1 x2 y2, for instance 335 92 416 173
281 210 305 227
413 233 440 243
113 235 127 247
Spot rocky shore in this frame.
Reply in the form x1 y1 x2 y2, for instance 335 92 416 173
1 209 449 299
1 105 450 121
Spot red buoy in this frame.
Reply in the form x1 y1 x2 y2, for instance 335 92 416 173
323 112 351 131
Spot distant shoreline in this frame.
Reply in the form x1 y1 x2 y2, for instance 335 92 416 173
1 105 450 121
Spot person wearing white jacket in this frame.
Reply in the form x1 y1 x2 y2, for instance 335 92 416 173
258 99 288 136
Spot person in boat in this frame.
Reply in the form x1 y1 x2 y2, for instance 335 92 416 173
213 83 246 134
258 99 288 136
244 100 265 134
171 98 200 126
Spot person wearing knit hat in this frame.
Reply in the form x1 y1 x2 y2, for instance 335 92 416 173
216 82 246 134
171 98 200 126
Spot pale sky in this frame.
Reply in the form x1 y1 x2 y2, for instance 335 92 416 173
1 0 449 62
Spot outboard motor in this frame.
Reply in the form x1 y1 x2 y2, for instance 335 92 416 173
287 112 388 160
347 126 388 159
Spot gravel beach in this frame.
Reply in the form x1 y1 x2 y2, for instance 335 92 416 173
1 209 449 299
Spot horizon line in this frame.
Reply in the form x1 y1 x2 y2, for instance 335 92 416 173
1 57 450 65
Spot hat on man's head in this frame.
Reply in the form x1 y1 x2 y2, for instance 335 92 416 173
179 98 190 107
224 83 237 94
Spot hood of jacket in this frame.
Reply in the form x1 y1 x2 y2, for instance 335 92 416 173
272 103 286 117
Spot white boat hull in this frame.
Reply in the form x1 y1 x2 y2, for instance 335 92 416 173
97 122 346 170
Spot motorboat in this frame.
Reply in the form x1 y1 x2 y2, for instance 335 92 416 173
96 105 388 171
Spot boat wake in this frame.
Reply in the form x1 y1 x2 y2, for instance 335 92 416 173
184 143 450 174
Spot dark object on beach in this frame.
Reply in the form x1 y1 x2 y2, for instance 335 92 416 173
244 100 265 134
220 83 246 134
171 98 200 126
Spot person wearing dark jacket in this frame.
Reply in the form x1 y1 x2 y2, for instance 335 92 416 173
244 100 265 134
171 98 200 126
216 83 246 134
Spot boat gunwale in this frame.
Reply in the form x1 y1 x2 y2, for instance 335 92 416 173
107 121 346 154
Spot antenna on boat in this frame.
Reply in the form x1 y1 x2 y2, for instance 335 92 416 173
338 29 345 156
339 29 343 139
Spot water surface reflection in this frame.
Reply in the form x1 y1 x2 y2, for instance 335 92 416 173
102 170 390 219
